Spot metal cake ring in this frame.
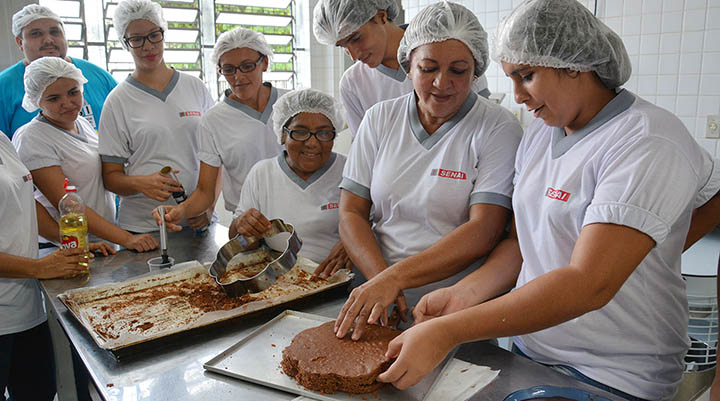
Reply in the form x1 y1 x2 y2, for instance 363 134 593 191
209 219 302 297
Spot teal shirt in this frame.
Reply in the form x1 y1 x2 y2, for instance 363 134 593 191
0 57 117 139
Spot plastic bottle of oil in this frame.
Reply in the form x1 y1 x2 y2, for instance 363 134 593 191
59 179 89 271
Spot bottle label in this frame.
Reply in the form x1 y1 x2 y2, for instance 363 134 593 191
61 235 80 250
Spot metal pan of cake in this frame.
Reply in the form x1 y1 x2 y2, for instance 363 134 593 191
57 258 353 351
203 310 454 401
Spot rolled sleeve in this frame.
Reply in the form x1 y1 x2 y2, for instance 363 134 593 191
23 157 62 171
470 191 512 210
100 154 127 164
340 177 371 200
584 202 670 244
586 136 699 245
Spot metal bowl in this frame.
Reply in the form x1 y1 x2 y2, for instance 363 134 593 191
208 219 302 297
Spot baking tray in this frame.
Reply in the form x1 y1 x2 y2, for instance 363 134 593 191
204 310 455 401
58 259 352 351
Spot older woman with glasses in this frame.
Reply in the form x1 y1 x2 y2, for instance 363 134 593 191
99 0 214 234
230 89 350 278
156 27 289 234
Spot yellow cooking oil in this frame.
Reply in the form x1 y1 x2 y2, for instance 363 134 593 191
60 213 91 277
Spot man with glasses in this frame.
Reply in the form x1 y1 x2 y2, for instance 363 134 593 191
0 4 117 139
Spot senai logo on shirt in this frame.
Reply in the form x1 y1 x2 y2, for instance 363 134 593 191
545 187 571 202
431 168 466 180
320 203 339 211
179 111 202 117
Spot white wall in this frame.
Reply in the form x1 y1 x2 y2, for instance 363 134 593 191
402 0 720 158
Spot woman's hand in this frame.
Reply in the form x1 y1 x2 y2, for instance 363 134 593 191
89 241 116 257
413 285 475 325
229 208 271 238
187 209 212 230
313 241 351 279
335 269 406 340
377 319 456 390
34 248 92 279
122 234 159 252
153 205 185 232
137 169 183 202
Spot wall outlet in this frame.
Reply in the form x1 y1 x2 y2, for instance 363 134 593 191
707 115 720 139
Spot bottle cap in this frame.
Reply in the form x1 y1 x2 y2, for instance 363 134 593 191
66 186 77 193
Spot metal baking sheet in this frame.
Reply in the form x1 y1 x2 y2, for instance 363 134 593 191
204 310 455 401
57 258 352 351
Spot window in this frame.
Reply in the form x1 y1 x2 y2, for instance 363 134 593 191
39 0 297 99
214 0 295 94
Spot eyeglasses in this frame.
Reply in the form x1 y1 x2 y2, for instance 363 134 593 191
283 127 336 142
219 55 265 76
124 29 164 49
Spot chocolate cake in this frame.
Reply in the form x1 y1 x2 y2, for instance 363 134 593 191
281 321 401 394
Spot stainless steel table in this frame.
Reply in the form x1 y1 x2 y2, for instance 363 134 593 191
40 224 621 401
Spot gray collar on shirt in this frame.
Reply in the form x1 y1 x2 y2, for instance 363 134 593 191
222 82 278 124
36 114 89 143
125 69 180 102
277 151 337 190
408 91 478 150
551 89 635 159
376 64 407 83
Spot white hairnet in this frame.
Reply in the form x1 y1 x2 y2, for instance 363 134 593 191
211 27 274 65
491 0 631 89
22 57 87 112
12 4 63 38
272 89 344 144
313 0 400 45
113 0 168 51
398 2 489 77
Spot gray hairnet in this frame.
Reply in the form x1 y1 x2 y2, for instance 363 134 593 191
113 0 168 51
211 27 274 65
12 4 63 38
398 1 489 77
313 0 400 45
272 88 344 144
491 0 631 89
23 57 87 112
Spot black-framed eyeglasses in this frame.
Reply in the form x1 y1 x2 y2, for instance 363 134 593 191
219 55 265 76
124 29 164 49
283 127 336 142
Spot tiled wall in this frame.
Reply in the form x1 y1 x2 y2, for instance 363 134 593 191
401 0 720 157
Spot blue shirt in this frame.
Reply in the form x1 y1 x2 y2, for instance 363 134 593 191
0 58 117 139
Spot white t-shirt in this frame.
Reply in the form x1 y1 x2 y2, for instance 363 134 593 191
13 115 116 225
342 91 521 267
236 153 345 264
99 70 214 233
0 134 45 335
340 61 490 135
198 84 287 212
512 90 720 400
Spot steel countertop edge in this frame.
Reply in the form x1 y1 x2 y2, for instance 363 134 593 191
40 223 621 401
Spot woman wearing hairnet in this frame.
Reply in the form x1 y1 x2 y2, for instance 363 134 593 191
335 1 521 341
376 1 720 399
12 57 157 253
229 88 350 277
0 127 94 399
153 27 288 232
99 0 214 233
313 0 490 136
